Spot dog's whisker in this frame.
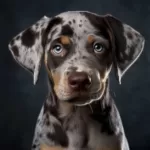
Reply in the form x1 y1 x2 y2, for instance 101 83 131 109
89 104 93 113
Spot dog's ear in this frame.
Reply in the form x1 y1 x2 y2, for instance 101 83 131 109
8 16 50 85
104 15 145 84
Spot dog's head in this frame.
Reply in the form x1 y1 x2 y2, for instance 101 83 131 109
8 11 145 106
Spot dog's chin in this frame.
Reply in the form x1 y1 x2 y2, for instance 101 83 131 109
58 92 103 106
74 92 103 106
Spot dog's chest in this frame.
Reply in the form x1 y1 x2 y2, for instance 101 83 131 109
87 120 120 150
64 113 120 150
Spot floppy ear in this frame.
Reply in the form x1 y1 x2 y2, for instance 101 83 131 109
8 16 50 84
104 15 145 84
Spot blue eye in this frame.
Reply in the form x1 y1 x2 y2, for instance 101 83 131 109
52 44 62 54
93 43 104 53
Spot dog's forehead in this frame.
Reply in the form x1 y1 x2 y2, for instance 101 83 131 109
52 11 101 37
57 11 91 25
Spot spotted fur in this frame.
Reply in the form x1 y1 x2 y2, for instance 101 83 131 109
8 11 145 150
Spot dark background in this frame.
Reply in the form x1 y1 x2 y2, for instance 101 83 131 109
1 0 150 150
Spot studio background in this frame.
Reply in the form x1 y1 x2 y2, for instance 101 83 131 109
1 0 150 150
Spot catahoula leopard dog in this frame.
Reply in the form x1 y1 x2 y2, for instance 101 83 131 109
8 11 145 150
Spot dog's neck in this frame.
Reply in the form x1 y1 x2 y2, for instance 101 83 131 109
45 78 113 119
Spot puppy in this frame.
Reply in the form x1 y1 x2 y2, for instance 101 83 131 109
8 11 145 150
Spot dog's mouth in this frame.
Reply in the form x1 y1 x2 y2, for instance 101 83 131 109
67 91 103 106
56 83 105 106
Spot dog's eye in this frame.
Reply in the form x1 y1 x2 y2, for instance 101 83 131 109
51 44 67 57
52 44 62 54
93 43 104 53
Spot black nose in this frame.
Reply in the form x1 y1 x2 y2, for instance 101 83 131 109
68 72 91 91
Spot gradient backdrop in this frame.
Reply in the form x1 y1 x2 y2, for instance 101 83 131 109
1 0 150 150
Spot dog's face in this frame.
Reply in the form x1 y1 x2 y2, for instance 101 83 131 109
44 12 113 105
8 11 145 106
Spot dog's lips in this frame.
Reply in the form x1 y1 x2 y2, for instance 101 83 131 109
61 82 105 105
66 91 103 105
59 90 89 100
56 83 104 103
69 92 89 99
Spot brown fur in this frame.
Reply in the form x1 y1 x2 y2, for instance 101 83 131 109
40 144 65 150
87 35 95 44
60 36 71 45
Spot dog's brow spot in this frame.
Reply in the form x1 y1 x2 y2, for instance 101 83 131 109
68 21 72 25
73 19 76 23
80 20 82 22
61 24 74 36
12 45 19 56
87 35 95 43
84 30 87 33
21 28 37 47
78 36 81 40
79 24 82 27
82 56 87 59
127 32 133 39
60 36 70 45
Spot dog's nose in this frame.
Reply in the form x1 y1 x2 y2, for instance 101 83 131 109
68 72 91 91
